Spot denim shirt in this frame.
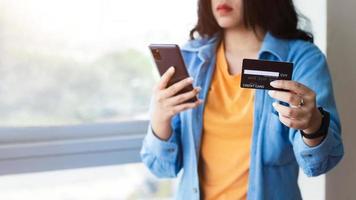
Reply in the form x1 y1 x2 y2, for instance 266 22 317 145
140 32 344 200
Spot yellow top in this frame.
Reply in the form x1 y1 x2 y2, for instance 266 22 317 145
198 42 255 200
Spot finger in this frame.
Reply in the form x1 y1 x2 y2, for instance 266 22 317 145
278 114 307 130
157 66 175 90
162 76 194 98
166 87 201 106
270 80 312 95
272 102 304 119
171 99 203 115
268 90 303 107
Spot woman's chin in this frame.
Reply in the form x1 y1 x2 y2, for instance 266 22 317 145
216 20 242 30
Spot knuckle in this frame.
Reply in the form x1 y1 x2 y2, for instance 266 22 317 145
182 82 190 89
312 101 316 108
287 109 294 117
299 112 306 120
177 95 185 102
306 104 314 112
311 92 316 99
294 82 302 89
306 112 313 120
282 81 289 88
156 95 164 103
170 108 177 116
186 77 193 84
160 77 168 84
190 89 198 96
185 92 192 99
287 94 295 103
170 86 178 95
179 82 187 90
162 101 170 109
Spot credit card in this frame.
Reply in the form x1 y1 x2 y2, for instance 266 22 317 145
240 59 293 90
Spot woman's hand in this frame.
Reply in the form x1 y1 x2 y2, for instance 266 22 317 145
151 66 203 140
268 80 324 146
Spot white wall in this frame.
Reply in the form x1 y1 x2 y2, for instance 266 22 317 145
326 0 356 199
294 0 327 53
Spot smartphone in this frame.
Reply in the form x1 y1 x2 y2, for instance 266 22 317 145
149 44 198 103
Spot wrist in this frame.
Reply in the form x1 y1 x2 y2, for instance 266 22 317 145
302 107 323 134
151 117 172 141
300 107 330 145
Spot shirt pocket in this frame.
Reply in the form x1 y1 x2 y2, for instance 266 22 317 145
262 112 295 166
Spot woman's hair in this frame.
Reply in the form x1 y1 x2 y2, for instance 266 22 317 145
190 0 313 42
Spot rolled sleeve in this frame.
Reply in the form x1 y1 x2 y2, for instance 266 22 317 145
143 123 179 163
293 126 344 176
290 42 344 177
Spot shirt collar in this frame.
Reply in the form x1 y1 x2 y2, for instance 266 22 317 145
258 32 289 61
181 31 290 62
181 33 221 62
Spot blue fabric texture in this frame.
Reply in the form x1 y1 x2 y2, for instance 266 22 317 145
140 32 344 200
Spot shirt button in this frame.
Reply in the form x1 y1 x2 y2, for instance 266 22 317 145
193 187 198 193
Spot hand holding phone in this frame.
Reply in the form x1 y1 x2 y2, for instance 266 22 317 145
149 44 198 103
148 44 203 140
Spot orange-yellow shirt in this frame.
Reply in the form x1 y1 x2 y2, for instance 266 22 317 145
198 42 255 200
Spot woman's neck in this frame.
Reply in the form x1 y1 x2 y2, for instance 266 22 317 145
221 26 266 76
223 26 265 54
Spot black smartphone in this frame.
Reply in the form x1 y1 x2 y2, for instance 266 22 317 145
149 44 198 103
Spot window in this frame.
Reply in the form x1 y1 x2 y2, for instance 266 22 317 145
0 164 178 199
0 0 194 199
0 0 196 127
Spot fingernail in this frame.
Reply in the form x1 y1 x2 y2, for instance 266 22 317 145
169 66 175 71
270 81 278 87
196 87 201 92
187 77 193 82
268 90 273 96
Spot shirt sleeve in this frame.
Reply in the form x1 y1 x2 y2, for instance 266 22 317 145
140 96 183 178
290 43 344 177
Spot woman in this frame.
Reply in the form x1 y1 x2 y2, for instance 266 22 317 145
141 0 344 199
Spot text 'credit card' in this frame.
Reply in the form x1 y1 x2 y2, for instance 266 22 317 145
240 59 293 90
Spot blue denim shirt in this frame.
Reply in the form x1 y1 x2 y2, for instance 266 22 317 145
140 32 344 200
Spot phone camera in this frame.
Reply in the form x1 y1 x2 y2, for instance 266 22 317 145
152 49 161 60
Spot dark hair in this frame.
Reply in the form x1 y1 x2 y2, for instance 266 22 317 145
190 0 313 42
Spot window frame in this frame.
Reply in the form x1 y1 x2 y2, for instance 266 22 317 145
0 120 147 175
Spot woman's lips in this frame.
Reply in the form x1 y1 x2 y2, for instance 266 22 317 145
217 4 233 14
